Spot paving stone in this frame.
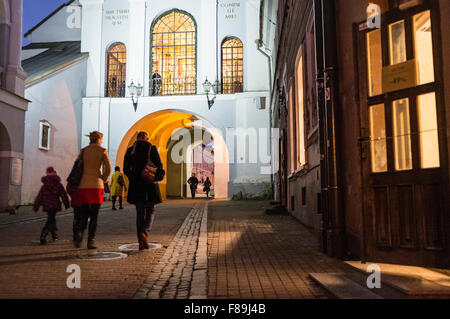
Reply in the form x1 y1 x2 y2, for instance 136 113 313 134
134 202 209 299
206 201 345 299
0 200 195 299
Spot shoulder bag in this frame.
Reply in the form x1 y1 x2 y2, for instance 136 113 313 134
67 148 85 186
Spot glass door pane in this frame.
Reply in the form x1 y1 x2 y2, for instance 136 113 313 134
413 10 435 85
392 98 412 171
370 104 388 173
417 92 440 168
367 30 383 96
389 20 407 65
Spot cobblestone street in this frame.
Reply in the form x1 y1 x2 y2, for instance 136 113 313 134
0 200 344 299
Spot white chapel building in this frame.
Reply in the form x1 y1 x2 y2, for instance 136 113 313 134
21 0 273 204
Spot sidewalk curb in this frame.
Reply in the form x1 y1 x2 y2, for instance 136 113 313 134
189 201 208 299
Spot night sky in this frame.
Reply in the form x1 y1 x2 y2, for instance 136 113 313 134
22 0 69 46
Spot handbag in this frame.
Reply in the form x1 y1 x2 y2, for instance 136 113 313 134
131 142 165 185
104 182 111 194
141 145 159 184
67 148 85 186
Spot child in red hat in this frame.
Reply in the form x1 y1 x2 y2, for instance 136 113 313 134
33 167 70 244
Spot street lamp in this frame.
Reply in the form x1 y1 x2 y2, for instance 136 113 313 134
202 77 220 110
128 81 143 112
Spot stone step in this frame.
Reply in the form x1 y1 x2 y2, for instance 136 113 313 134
309 273 383 299
344 261 450 299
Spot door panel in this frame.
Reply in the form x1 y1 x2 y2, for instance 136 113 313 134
420 183 445 250
396 185 417 249
373 186 392 247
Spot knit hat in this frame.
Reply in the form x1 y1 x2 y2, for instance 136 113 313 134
46 167 55 174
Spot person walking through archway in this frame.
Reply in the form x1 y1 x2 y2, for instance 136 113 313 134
187 173 199 199
204 177 212 199
73 131 112 249
124 131 165 250
110 166 126 210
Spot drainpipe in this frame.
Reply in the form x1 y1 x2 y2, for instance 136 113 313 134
258 0 275 198
313 0 328 253
320 0 345 258
216 0 219 87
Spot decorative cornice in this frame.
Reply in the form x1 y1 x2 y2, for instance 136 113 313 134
0 87 29 111
0 151 24 159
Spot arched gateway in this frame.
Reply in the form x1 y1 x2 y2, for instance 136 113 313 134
115 110 229 199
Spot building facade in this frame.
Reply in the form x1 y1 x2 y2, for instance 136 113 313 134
271 0 450 268
20 0 273 203
0 0 28 211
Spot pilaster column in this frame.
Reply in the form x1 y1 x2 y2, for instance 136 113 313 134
199 0 217 94
80 0 104 97
6 0 26 96
127 0 146 95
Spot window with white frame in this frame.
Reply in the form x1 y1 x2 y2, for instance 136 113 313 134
39 121 51 151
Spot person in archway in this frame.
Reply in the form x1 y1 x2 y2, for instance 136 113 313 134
124 131 165 250
73 131 112 250
204 177 212 199
187 173 199 199
110 166 126 210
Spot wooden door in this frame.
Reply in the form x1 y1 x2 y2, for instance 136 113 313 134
357 1 449 267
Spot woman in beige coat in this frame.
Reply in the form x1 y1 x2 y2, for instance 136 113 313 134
73 131 112 249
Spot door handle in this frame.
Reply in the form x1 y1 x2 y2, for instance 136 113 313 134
358 136 370 160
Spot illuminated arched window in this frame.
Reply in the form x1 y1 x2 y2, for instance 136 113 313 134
221 37 243 94
105 43 126 97
151 10 196 96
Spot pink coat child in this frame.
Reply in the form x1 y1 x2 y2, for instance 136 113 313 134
33 167 70 244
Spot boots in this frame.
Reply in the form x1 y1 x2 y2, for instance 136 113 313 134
141 233 150 250
51 230 59 241
40 229 49 245
87 240 97 250
73 232 82 248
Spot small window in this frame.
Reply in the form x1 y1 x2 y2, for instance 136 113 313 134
413 10 435 85
106 43 127 97
366 29 383 97
417 92 440 168
369 104 388 173
221 37 244 94
302 187 307 206
39 121 51 151
389 20 407 65
392 98 412 171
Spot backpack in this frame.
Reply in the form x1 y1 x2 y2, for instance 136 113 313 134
117 173 125 186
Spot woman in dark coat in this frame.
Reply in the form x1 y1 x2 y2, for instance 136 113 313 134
124 131 165 250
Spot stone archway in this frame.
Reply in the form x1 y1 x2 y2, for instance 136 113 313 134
115 110 230 199
0 121 11 210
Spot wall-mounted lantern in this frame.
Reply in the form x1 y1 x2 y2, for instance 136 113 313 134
128 81 143 112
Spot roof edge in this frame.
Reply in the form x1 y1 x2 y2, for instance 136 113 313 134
25 53 88 88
